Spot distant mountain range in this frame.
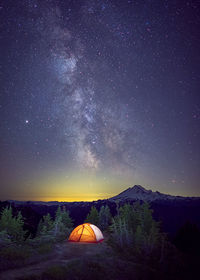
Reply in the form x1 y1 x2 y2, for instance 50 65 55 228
7 185 199 205
109 185 199 202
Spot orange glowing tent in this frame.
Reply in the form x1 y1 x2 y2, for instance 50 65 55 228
68 223 104 243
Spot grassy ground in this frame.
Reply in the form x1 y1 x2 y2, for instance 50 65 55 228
0 241 110 280
0 238 199 280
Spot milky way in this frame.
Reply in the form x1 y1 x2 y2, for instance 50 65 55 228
1 0 200 200
29 1 142 174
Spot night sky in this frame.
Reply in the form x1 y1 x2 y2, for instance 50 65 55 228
1 0 200 201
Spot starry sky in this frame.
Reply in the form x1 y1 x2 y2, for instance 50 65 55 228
1 0 200 201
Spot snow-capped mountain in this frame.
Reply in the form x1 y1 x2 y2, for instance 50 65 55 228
110 185 192 202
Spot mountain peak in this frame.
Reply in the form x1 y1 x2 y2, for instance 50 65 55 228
131 185 148 192
110 185 183 202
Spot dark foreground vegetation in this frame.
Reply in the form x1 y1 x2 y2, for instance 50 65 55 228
0 202 200 279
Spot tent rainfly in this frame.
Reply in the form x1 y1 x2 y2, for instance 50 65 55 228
68 223 104 243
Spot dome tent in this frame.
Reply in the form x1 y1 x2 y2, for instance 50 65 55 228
68 223 104 243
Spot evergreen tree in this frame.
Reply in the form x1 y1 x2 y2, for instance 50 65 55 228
53 206 73 240
99 205 111 230
119 203 138 232
61 207 73 228
0 206 26 242
36 219 43 236
109 202 162 257
134 225 144 253
37 213 54 236
110 216 133 249
55 206 62 220
14 211 26 242
43 213 54 231
85 206 99 225
139 202 154 235
0 206 13 232
53 215 65 238
136 202 160 255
